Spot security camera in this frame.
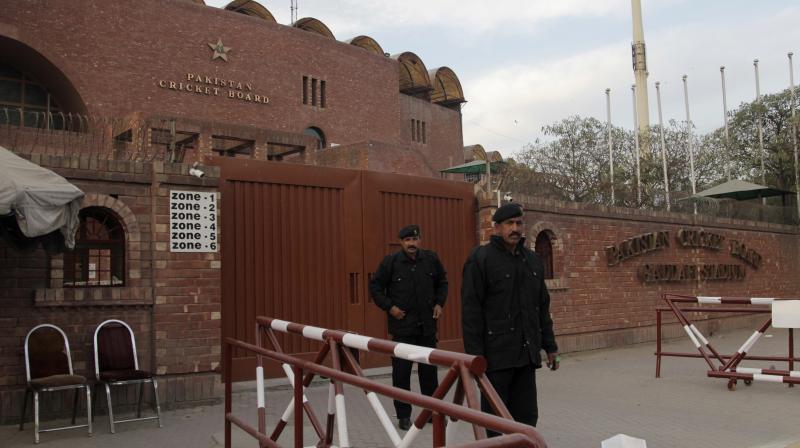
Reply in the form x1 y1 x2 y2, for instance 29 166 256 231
189 162 205 178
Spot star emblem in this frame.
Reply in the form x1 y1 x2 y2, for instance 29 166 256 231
208 39 231 62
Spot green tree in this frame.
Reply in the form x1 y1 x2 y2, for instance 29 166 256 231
713 88 799 192
513 116 723 209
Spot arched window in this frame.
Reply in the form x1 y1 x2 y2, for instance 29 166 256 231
63 207 125 287
304 126 326 150
0 62 66 129
534 231 554 280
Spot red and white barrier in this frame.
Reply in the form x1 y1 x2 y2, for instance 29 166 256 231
657 294 798 391
259 316 491 448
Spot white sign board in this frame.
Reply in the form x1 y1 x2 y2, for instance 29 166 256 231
773 300 800 329
169 190 218 252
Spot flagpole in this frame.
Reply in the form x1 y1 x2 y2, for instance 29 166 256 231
632 84 642 205
682 75 697 214
789 51 800 223
606 88 615 205
754 59 766 193
721 66 732 180
655 81 670 211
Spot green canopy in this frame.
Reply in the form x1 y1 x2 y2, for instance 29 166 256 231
693 179 794 201
439 159 504 175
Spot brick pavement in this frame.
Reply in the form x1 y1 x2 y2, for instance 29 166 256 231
2 326 798 447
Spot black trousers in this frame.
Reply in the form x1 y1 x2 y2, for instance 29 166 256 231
481 363 538 437
391 333 439 419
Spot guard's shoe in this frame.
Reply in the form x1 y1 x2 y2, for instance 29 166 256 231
398 417 411 431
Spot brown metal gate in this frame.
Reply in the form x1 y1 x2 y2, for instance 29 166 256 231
216 158 475 380
361 171 475 367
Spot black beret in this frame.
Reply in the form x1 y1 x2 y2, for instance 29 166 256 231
492 203 523 223
398 224 420 239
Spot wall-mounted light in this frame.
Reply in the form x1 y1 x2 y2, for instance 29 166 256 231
189 161 205 178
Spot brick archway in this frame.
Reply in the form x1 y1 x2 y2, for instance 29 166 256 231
527 220 566 287
47 193 141 289
81 193 141 243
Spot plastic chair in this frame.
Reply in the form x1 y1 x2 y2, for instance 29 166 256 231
20 324 92 443
93 319 162 433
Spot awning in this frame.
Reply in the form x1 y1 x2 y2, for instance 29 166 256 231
0 146 84 249
440 159 505 175
693 179 794 201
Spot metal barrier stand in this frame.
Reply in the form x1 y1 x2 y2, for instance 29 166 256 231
655 294 799 390
221 315 549 448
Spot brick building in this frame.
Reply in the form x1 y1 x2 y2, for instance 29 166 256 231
0 0 467 422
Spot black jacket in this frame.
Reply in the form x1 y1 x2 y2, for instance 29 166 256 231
369 249 448 336
461 235 557 371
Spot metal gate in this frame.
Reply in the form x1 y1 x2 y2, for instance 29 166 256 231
216 159 476 380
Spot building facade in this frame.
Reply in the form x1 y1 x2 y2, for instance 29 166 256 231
0 0 468 422
1 0 465 174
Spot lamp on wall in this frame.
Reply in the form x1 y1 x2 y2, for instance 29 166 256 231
189 161 205 178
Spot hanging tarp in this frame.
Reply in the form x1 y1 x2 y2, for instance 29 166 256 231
0 146 84 248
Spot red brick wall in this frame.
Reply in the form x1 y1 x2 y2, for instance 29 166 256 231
1 0 464 176
0 154 221 423
399 94 464 171
476 193 800 351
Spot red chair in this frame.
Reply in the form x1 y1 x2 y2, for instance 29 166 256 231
93 319 162 433
20 324 92 443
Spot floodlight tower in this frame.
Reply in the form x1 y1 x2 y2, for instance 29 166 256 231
631 0 651 155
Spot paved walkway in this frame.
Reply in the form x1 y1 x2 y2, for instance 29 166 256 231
3 326 799 447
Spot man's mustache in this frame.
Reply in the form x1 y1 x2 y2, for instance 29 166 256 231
406 245 417 250
509 232 521 238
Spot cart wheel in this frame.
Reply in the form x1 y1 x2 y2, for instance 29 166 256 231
727 379 737 391
744 380 752 386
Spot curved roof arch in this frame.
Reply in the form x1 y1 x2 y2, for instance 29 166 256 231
224 0 276 22
346 35 385 57
429 66 465 109
392 52 432 99
293 17 335 39
464 144 487 162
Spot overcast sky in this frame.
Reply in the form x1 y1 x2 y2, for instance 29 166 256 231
206 0 800 156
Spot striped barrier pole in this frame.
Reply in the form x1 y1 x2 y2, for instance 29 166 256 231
293 365 303 448
264 327 326 442
719 318 773 372
397 365 461 448
257 317 486 375
446 378 467 445
666 296 728 365
664 296 718 370
734 366 800 377
324 382 335 446
460 363 487 441
254 322 267 445
328 339 350 448
696 296 777 306
338 344 402 447
708 369 800 385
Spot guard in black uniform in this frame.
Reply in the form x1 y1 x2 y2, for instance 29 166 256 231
369 224 448 431
461 203 559 435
